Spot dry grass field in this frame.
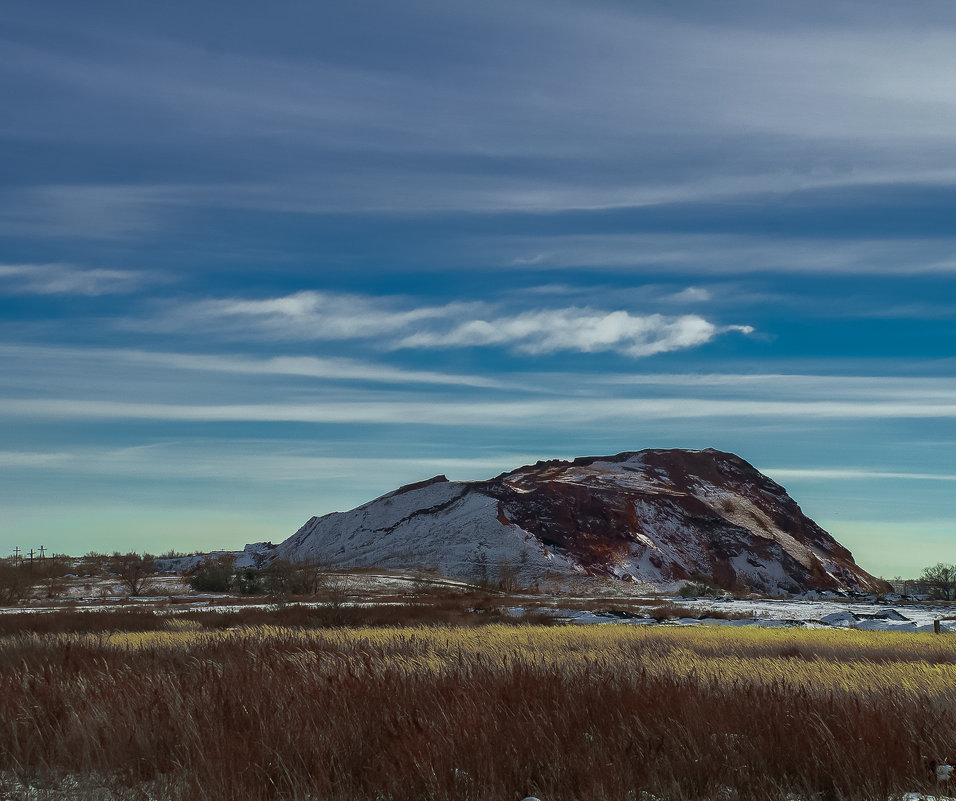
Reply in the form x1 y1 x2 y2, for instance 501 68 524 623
2 622 955 801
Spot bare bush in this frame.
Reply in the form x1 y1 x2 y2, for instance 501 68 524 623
0 560 35 605
264 559 331 597
108 552 157 596
495 559 521 593
77 551 109 577
36 555 72 599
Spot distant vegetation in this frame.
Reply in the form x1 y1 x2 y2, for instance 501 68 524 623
676 572 728 598
0 553 71 604
920 562 956 600
1 625 955 800
189 556 336 598
0 594 554 637
1 549 954 609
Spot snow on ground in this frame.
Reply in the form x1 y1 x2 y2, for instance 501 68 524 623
503 588 956 631
660 596 956 631
904 795 956 800
0 570 478 615
4 567 956 633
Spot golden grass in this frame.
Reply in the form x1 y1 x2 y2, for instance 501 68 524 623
46 624 956 698
2 624 955 800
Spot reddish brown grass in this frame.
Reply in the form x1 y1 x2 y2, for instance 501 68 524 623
0 595 553 637
0 625 952 801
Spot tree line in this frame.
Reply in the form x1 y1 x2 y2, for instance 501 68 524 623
189 556 345 599
0 551 347 604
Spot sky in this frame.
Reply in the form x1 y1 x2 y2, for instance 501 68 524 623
1 0 955 577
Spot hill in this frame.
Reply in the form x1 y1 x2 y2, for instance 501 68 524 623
269 449 886 595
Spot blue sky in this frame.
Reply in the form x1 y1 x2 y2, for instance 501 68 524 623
2 0 955 577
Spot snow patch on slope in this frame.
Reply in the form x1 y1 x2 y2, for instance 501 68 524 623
276 481 577 584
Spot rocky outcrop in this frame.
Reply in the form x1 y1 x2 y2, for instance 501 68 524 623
271 449 886 595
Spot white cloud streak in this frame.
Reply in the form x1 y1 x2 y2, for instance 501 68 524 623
667 287 712 303
0 445 537 483
2 396 955 426
12 5 956 157
176 291 479 341
0 450 73 467
496 234 956 275
591 373 956 398
144 290 752 358
395 309 752 357
8 5 956 231
0 263 152 295
0 344 503 389
765 468 956 482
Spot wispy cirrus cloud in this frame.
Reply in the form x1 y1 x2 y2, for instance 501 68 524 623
0 343 504 389
666 287 712 303
8 3 956 237
0 444 535 484
765 468 956 482
499 234 956 275
177 291 479 341
0 450 73 467
394 308 752 357
2 395 956 426
0 263 153 295
138 290 753 358
8 446 956 486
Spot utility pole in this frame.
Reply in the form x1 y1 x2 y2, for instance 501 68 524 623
38 545 46 560
28 549 35 570
12 546 21 566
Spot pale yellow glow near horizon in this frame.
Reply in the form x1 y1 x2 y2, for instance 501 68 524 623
822 519 956 580
5 508 298 558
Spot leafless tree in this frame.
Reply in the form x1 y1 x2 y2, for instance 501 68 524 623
37 555 72 599
320 572 352 608
496 560 520 593
0 559 36 605
77 551 109 577
109 552 157 596
920 563 956 601
265 558 332 598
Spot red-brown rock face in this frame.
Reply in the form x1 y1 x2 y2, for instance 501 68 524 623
476 449 886 594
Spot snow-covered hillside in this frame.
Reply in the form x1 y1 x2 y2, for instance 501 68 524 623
270 449 886 594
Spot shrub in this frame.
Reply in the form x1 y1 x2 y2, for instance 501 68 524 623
264 559 331 597
0 560 35 605
36 555 72 599
77 551 109 577
189 556 235 593
108 552 157 596
678 573 727 598
234 567 264 595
